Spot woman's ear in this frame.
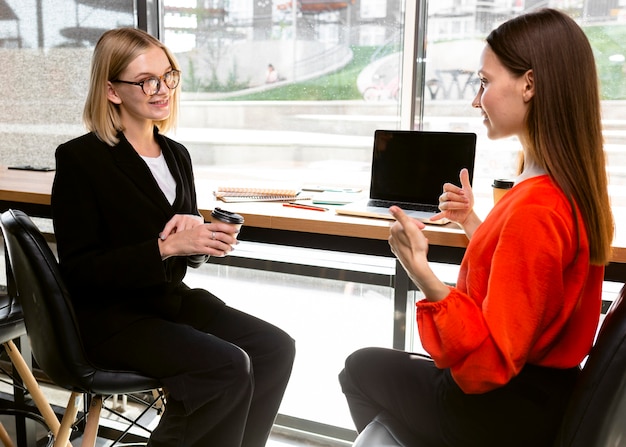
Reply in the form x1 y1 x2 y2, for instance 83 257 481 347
106 81 123 105
522 69 535 102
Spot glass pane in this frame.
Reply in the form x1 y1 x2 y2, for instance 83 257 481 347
163 0 406 195
423 1 626 226
0 0 135 168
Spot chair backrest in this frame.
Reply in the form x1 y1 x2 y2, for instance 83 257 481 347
0 209 97 392
554 283 626 447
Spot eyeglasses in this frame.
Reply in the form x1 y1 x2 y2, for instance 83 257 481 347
112 69 181 96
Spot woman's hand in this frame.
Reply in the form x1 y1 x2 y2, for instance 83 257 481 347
389 206 449 301
158 214 239 259
159 214 204 240
430 168 481 237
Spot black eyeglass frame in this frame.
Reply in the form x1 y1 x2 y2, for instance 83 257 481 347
112 69 181 96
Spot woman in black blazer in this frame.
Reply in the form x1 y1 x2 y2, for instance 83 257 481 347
51 27 295 447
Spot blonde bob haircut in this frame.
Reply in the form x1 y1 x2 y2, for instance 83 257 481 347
83 27 181 146
487 8 614 265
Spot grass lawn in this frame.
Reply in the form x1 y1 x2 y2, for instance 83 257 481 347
226 46 379 101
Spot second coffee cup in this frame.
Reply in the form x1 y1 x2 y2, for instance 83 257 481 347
492 179 514 204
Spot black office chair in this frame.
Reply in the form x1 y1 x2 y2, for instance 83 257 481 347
0 209 164 447
553 283 626 447
353 283 626 447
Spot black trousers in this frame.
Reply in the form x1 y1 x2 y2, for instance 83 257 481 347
83 289 296 447
339 347 578 447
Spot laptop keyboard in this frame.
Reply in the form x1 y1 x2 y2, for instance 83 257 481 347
368 199 439 213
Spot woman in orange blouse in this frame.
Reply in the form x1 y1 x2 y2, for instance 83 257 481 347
339 8 614 447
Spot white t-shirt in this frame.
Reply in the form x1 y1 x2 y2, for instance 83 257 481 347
141 152 177 205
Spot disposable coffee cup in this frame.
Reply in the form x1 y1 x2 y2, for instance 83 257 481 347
211 207 244 238
492 179 514 204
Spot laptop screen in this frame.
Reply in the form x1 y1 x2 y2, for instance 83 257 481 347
369 130 477 205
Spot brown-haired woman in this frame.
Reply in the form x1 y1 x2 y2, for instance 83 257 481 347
51 28 295 447
340 9 613 447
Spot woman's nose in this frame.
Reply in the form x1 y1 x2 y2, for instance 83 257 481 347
471 90 482 108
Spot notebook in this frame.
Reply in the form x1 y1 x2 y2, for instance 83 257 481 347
336 130 476 224
214 187 310 202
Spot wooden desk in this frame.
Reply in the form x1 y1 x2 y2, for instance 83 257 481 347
0 165 624 266
0 167 54 206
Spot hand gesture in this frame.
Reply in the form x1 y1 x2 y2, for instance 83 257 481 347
389 205 429 268
388 206 449 301
430 168 477 230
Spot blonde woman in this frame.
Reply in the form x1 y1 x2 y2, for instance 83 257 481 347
52 28 295 447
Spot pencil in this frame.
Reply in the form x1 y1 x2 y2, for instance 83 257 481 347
283 202 329 212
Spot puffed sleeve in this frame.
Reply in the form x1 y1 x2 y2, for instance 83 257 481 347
417 203 579 393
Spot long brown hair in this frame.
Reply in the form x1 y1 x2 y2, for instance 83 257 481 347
487 8 614 265
83 27 181 146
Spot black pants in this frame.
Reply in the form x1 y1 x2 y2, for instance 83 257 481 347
83 289 296 447
339 347 578 447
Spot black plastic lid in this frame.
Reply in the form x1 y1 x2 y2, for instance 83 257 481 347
211 207 244 224
492 179 514 189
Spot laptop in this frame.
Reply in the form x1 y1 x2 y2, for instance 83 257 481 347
336 130 476 224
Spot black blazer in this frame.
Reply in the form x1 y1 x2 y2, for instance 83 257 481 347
51 130 212 346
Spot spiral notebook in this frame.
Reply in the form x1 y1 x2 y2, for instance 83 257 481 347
214 187 310 202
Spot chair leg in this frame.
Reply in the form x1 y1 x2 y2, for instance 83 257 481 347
3 341 72 447
54 392 80 447
0 423 15 447
152 389 164 411
80 396 102 447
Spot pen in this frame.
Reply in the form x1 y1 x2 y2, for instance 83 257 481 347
283 202 329 212
301 186 362 193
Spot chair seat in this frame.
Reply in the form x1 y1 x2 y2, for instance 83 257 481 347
353 419 404 447
83 369 161 396
352 413 419 447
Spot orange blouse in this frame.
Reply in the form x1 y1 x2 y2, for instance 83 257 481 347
417 175 603 393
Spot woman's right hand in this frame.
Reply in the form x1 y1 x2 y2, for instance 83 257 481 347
430 168 481 235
